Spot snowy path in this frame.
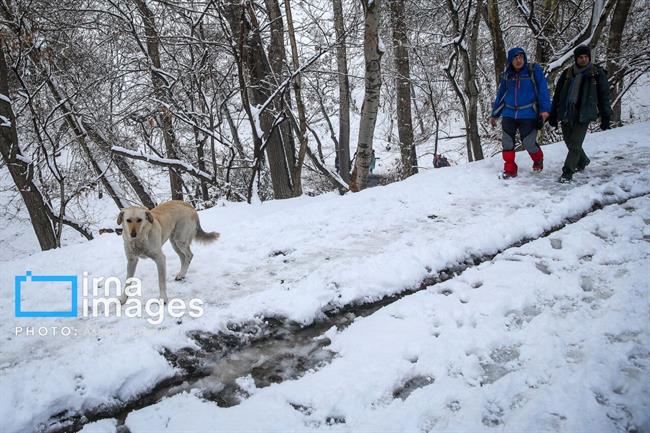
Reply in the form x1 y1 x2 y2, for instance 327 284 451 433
121 196 650 433
1 123 649 432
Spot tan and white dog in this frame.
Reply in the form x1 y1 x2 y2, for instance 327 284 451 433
117 200 219 303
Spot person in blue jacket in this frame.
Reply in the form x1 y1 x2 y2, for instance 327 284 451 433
490 47 551 178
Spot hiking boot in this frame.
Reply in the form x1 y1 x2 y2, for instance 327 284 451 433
558 174 572 183
502 150 517 178
529 149 544 173
576 157 591 172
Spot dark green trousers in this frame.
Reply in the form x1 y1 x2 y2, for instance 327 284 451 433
561 122 590 176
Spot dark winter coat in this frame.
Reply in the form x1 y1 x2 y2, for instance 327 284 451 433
549 64 612 125
491 48 552 120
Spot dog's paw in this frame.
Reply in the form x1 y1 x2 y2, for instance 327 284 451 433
174 273 185 281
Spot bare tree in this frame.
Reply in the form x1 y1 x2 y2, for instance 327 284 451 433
224 0 298 199
351 0 383 192
265 0 299 194
0 44 57 250
607 0 633 124
284 0 311 194
444 0 484 162
332 0 352 182
534 0 558 64
133 0 185 200
483 0 507 85
389 0 418 178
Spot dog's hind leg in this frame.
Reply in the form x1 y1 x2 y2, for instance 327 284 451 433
170 238 187 281
171 237 193 281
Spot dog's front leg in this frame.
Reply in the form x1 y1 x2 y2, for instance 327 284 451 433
120 256 139 304
153 253 168 304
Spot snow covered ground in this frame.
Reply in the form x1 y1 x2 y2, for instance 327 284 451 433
123 195 650 433
1 122 649 433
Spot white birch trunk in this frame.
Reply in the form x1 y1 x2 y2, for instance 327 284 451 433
351 0 383 192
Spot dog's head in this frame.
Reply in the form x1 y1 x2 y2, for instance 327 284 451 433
117 207 154 240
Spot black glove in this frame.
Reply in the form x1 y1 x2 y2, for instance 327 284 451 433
600 117 611 130
548 115 558 128
536 116 545 130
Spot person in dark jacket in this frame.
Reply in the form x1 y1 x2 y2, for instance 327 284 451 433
548 45 612 183
490 47 551 178
433 153 451 168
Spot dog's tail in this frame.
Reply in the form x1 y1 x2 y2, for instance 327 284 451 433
195 218 220 244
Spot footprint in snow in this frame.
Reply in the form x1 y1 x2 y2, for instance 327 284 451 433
480 345 521 385
392 375 435 401
74 374 86 396
542 412 568 431
439 287 453 296
505 305 542 331
580 275 594 292
550 238 562 249
325 415 345 425
535 262 552 274
481 400 505 427
446 399 461 412
289 402 313 415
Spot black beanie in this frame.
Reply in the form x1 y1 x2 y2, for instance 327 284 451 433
574 45 591 62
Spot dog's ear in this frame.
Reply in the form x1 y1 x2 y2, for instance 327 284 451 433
145 211 154 223
117 210 124 225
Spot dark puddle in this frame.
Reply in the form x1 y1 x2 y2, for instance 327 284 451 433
46 192 650 433
171 322 336 408
46 257 478 433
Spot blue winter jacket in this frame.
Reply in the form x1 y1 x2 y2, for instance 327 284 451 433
491 48 551 120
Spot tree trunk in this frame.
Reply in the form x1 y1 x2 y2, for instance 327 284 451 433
591 0 606 33
185 38 211 203
607 0 632 125
389 0 418 178
284 0 310 195
465 0 484 161
332 0 351 182
534 0 557 64
483 0 507 85
0 47 57 250
233 0 296 199
264 0 298 191
220 0 264 202
351 0 383 192
133 0 184 200
445 0 484 162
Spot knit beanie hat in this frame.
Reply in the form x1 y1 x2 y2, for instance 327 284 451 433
574 45 591 62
